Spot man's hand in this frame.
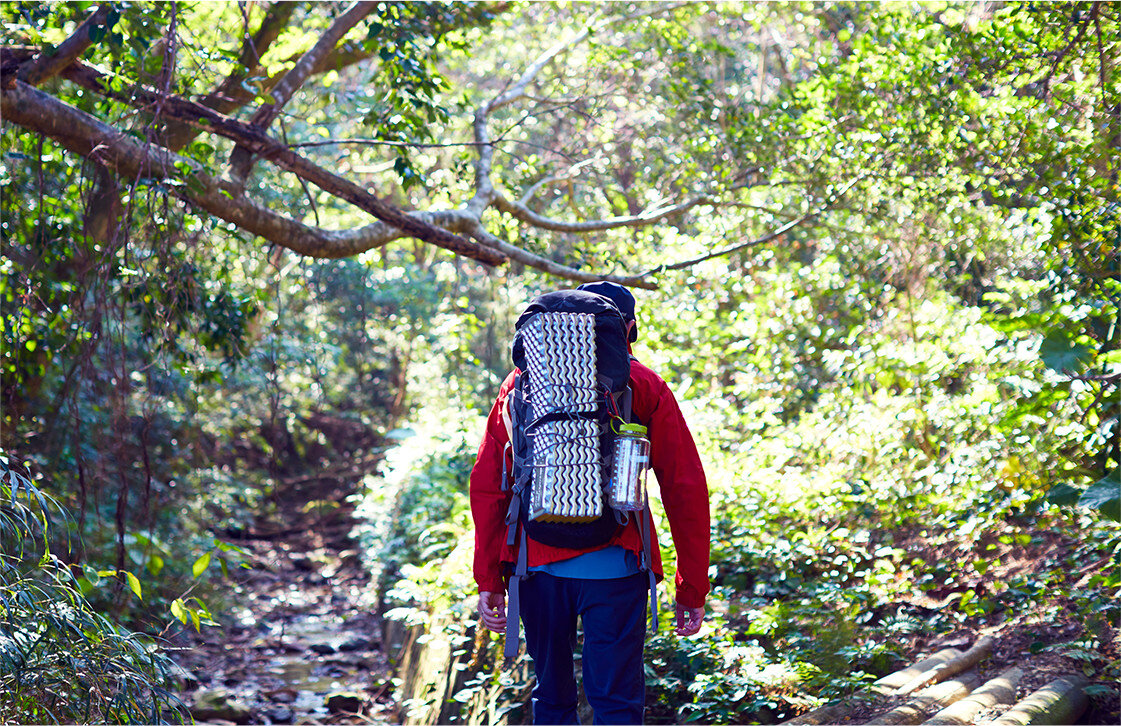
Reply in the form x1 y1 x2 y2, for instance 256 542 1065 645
478 591 507 633
675 603 705 636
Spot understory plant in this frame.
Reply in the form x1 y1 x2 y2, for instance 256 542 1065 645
0 454 184 724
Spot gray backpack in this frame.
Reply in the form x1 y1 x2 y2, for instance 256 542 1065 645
500 290 657 657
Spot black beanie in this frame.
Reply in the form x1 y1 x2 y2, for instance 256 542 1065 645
577 281 638 342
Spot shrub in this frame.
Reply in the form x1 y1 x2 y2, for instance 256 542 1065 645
0 454 184 724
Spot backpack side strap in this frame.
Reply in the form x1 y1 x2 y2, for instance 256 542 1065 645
621 385 659 633
504 525 529 659
639 502 658 633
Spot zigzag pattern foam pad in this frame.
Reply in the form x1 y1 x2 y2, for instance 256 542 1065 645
521 312 602 522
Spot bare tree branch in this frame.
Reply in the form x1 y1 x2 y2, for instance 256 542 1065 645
17 4 111 86
161 1 297 150
517 160 596 205
494 191 713 233
288 137 483 151
467 10 611 212
228 1 377 184
489 3 687 113
489 19 600 114
466 220 658 290
10 53 713 284
165 2 511 152
249 1 376 132
44 61 503 264
3 0 842 290
467 2 691 220
639 176 865 276
649 212 815 275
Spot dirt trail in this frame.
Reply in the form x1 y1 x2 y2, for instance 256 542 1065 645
173 472 395 725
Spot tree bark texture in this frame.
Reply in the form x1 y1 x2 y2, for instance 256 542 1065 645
17 4 110 86
865 671 983 725
922 667 1022 726
989 676 1089 726
895 637 994 694
227 1 377 184
785 700 863 726
872 649 965 695
0 4 812 285
160 1 298 150
0 80 504 264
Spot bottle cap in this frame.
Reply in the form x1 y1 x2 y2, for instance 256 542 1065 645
619 423 647 436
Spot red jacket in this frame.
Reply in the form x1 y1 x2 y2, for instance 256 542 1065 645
469 359 710 608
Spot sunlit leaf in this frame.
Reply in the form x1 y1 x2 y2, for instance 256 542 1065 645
124 571 142 600
192 552 211 578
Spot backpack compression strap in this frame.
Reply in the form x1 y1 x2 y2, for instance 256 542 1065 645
640 503 658 633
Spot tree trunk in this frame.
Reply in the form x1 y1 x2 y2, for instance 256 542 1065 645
922 667 1022 725
990 676 1088 726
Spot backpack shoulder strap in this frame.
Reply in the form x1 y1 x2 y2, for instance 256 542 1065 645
501 378 515 444
503 373 526 543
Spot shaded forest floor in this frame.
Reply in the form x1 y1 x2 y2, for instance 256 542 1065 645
172 470 395 725
773 525 1120 725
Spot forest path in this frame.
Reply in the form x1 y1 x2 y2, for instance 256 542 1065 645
174 467 394 725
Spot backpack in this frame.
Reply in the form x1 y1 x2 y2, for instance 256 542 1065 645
500 289 657 657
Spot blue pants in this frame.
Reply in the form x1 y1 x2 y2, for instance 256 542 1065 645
520 572 648 725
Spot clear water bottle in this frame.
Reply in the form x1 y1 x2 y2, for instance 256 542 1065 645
608 423 650 511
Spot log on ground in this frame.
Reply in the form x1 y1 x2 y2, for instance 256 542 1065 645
787 648 964 725
895 637 994 694
990 676 1088 726
865 670 982 725
873 648 964 695
922 667 1022 725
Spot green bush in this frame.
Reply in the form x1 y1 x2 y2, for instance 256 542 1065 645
0 455 183 724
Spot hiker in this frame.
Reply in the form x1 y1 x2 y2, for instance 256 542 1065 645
470 281 710 725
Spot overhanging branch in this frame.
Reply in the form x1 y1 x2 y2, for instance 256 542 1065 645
494 191 713 233
17 4 110 86
44 61 504 265
466 221 658 290
247 1 376 132
161 1 297 150
0 81 501 262
646 212 812 276
228 1 376 184
637 176 865 277
469 2 690 216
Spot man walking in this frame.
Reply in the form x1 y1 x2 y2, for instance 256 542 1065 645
470 282 710 725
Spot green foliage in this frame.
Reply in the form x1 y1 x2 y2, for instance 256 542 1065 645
2 1 1118 722
355 425 532 725
377 429 474 595
0 455 184 724
645 628 835 725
